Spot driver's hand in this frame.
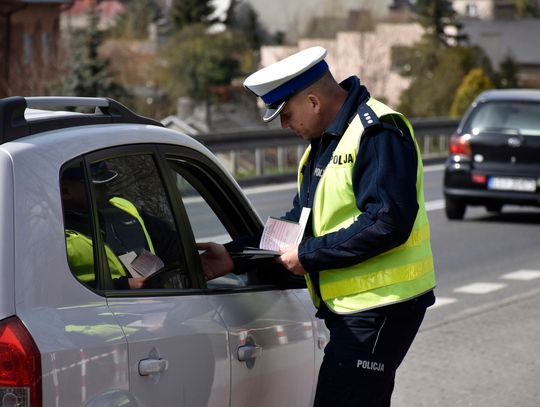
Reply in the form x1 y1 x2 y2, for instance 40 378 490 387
197 242 234 280
128 277 146 289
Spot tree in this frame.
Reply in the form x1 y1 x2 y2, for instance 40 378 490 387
392 35 442 80
394 0 494 118
171 0 215 32
61 9 128 102
497 55 520 88
513 0 540 17
224 1 268 49
165 24 247 125
113 0 160 39
101 37 170 119
450 68 495 117
105 0 167 118
413 0 463 46
398 45 493 117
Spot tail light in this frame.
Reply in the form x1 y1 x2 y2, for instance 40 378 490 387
0 317 41 407
449 134 471 156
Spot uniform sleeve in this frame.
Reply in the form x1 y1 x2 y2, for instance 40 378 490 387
298 126 419 273
283 192 302 222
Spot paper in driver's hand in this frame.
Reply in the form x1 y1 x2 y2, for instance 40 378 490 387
119 249 164 278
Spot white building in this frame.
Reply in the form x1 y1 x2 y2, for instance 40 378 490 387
260 22 423 107
216 0 393 42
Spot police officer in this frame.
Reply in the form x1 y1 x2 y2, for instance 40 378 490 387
198 46 436 406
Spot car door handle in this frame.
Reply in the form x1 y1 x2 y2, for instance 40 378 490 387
237 344 262 362
138 358 168 376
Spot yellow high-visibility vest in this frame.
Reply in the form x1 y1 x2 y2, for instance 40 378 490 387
65 230 127 284
298 97 435 313
66 197 155 285
109 197 155 254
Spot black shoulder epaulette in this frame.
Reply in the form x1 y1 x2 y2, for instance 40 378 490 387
356 102 380 130
355 103 406 137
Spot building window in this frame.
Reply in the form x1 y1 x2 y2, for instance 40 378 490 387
23 33 32 65
465 3 478 17
41 32 50 64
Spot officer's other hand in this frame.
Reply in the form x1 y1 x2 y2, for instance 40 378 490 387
277 245 306 276
197 242 234 280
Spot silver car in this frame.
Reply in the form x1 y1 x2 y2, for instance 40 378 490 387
0 97 327 407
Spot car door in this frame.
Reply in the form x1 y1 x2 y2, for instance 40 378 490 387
78 146 231 407
163 146 319 407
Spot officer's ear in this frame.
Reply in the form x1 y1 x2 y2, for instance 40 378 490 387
307 94 321 115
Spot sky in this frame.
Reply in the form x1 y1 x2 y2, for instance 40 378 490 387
211 0 230 20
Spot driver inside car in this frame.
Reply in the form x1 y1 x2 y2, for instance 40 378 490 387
61 162 182 289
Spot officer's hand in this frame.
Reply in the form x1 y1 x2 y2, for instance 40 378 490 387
277 245 306 276
128 277 146 289
197 242 234 280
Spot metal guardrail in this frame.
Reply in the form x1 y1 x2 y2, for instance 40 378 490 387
194 117 459 179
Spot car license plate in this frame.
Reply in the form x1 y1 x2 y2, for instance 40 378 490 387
487 176 537 192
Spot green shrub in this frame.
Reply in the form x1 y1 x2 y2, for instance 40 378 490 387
450 68 494 118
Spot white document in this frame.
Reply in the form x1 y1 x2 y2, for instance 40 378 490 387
118 251 138 277
259 207 311 252
118 249 164 278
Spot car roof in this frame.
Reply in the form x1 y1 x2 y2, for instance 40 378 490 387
476 89 540 103
0 96 229 178
0 96 162 144
24 107 86 120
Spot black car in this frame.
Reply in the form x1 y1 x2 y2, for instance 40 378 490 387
443 89 540 220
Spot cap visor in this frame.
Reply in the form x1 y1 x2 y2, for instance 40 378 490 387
92 170 118 184
263 100 286 123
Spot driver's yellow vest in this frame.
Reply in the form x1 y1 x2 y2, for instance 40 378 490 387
298 98 435 313
66 230 127 284
108 197 155 254
66 197 154 284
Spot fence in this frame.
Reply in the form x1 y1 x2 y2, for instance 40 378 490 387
193 117 459 180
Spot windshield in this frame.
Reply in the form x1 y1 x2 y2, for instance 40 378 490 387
463 100 540 136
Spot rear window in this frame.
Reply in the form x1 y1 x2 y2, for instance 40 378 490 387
463 100 540 136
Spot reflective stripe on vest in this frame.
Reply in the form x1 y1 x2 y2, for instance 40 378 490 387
65 230 127 283
298 97 435 313
109 197 156 254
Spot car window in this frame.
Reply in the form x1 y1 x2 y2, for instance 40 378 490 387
174 171 232 244
465 101 540 136
61 153 191 291
61 161 96 287
166 156 281 290
167 157 249 289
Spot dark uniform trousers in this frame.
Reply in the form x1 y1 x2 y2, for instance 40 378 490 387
313 298 428 407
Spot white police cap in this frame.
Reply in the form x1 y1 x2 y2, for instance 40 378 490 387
244 46 328 122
